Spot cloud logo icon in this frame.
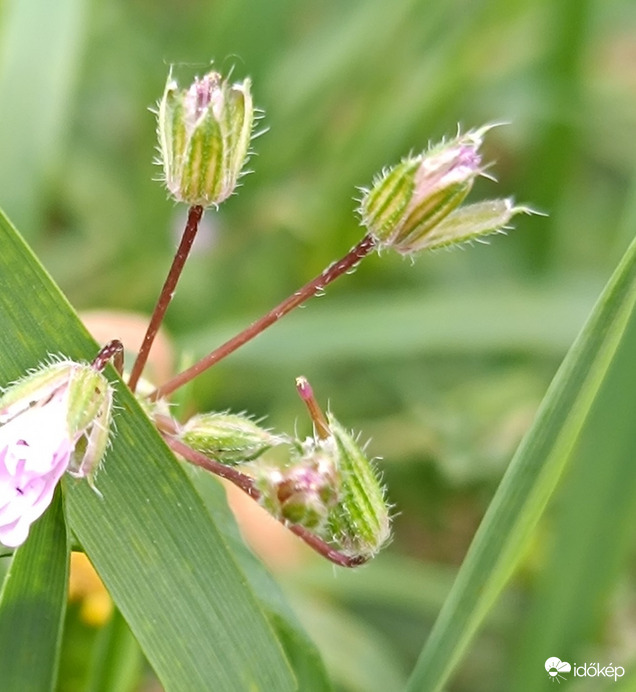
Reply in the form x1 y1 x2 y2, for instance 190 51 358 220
545 657 571 682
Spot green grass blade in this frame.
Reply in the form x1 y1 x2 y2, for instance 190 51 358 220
0 488 69 692
406 233 636 691
512 287 636 687
86 608 144 692
0 208 296 691
190 468 334 692
0 0 88 234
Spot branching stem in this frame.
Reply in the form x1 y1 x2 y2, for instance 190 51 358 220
150 233 377 400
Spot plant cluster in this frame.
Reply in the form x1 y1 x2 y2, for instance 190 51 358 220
0 68 530 568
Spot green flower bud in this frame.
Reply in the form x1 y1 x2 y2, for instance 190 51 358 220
156 69 255 207
358 125 530 254
180 412 284 466
405 197 533 253
324 414 391 560
255 413 391 559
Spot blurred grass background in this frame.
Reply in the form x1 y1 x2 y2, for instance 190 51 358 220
1 0 635 690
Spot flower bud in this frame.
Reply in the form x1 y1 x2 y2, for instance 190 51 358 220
256 449 339 531
0 359 114 547
358 125 529 254
255 414 391 559
156 69 255 207
180 412 285 466
323 414 391 560
405 197 533 253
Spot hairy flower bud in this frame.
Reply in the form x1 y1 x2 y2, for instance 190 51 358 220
256 449 339 531
0 359 114 547
408 197 531 253
358 125 530 253
156 69 255 206
255 413 391 559
324 414 391 559
180 412 285 466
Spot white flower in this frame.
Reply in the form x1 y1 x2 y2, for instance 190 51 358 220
0 356 115 548
0 396 72 547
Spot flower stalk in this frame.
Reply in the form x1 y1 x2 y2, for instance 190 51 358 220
147 127 530 402
296 376 330 439
149 233 377 400
128 204 203 392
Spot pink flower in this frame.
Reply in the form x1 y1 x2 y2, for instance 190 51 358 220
0 396 73 548
0 350 116 549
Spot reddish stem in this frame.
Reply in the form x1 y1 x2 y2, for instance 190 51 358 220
287 524 367 567
91 339 124 374
165 435 258 498
295 376 330 439
150 233 377 400
128 205 204 393
165 435 367 568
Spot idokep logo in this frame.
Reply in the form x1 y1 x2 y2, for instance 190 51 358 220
545 656 626 683
545 657 571 683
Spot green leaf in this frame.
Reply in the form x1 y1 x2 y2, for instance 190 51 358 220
0 208 296 690
189 467 334 692
406 233 636 691
0 488 69 692
0 0 89 234
511 294 636 684
86 608 144 692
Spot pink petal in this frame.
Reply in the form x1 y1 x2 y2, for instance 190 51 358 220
0 399 73 548
0 516 30 548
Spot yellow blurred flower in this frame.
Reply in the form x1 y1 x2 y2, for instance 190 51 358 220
69 552 112 626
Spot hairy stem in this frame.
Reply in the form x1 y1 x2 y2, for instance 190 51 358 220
128 204 204 392
150 233 377 400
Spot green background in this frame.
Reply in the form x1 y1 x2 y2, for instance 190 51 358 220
1 0 635 690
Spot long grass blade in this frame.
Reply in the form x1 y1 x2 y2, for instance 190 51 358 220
406 233 636 691
0 489 69 692
0 208 296 691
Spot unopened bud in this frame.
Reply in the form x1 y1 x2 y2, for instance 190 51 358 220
255 413 391 559
408 197 533 253
358 125 530 254
256 448 339 531
324 414 391 560
156 69 255 207
180 412 284 466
